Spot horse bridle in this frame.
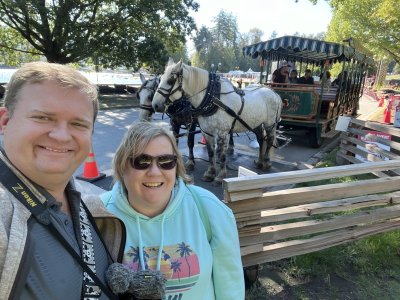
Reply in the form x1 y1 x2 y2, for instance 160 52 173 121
138 76 160 113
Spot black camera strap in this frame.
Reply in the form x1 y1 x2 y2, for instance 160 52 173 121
0 153 117 300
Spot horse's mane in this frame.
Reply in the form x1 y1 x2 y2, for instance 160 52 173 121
182 63 209 94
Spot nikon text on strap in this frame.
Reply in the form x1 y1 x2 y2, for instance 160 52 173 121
0 151 117 300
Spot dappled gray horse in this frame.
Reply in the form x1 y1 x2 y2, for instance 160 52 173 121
137 74 198 170
138 73 234 171
152 59 282 183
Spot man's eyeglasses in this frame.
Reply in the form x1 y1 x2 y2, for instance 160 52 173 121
130 154 177 170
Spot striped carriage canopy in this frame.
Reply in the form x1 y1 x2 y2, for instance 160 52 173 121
243 35 374 66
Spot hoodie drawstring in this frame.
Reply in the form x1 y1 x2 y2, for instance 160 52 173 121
136 214 167 272
156 215 166 271
136 216 146 270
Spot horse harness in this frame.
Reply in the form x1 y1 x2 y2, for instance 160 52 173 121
157 70 262 137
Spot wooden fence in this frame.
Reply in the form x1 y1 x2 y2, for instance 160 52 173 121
337 118 400 174
223 160 400 267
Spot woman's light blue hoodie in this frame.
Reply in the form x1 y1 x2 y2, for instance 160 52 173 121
101 178 244 300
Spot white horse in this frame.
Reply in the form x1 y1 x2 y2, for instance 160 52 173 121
152 59 283 183
138 73 159 121
138 73 235 172
137 73 198 170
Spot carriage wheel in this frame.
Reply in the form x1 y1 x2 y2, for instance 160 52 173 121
309 128 323 148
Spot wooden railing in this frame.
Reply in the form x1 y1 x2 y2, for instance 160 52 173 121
223 160 400 267
338 118 400 173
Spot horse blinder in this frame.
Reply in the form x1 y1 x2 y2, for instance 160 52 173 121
156 69 184 106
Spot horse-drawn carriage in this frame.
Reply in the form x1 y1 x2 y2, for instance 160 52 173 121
243 35 374 147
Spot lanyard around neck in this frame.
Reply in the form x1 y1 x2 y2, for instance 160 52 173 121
0 151 117 300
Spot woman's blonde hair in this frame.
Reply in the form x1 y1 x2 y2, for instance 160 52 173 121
4 61 99 121
113 121 192 189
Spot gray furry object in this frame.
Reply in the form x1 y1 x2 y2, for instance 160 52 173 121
106 263 167 299
106 263 131 294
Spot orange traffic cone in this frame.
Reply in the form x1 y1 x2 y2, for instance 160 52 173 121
76 147 106 182
199 135 207 145
377 96 385 107
383 99 393 124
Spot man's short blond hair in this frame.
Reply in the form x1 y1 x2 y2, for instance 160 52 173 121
3 61 99 121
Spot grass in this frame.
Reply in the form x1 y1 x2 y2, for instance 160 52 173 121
386 74 400 80
246 147 400 300
98 93 139 110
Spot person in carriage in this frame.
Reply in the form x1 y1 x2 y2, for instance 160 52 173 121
272 61 290 84
298 69 314 85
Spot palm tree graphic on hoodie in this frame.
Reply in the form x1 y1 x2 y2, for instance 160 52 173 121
176 242 193 277
170 260 182 281
127 246 150 271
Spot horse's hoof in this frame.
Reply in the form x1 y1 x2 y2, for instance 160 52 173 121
262 163 272 170
254 160 263 169
212 180 222 186
262 161 272 170
201 176 214 182
185 161 195 171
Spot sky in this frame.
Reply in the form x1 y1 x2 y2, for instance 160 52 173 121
190 0 333 40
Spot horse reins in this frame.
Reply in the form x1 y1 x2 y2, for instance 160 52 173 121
155 66 279 145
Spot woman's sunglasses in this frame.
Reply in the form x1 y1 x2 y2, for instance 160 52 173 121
130 154 177 170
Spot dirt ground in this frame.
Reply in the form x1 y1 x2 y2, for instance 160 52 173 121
245 262 359 300
245 260 400 300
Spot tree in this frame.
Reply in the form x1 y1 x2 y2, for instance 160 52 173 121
0 0 198 69
191 10 241 72
237 28 264 72
0 25 40 66
309 0 400 63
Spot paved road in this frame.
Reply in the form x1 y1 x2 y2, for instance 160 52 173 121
75 108 304 198
75 95 378 199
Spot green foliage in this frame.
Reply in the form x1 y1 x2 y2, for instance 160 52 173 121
0 0 198 70
394 64 400 75
317 0 400 63
191 10 241 72
0 26 40 66
291 230 400 277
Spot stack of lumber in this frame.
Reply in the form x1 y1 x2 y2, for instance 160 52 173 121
223 160 400 267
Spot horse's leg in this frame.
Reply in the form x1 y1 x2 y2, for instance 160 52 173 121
201 135 216 182
262 125 276 170
253 125 267 169
170 118 180 146
214 133 230 184
227 133 234 155
185 122 196 171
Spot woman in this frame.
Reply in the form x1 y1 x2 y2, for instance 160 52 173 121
272 61 289 84
101 121 244 299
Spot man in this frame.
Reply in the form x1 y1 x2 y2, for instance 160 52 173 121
298 69 315 85
289 69 298 84
272 61 289 84
0 62 125 299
